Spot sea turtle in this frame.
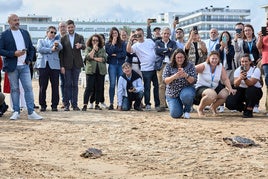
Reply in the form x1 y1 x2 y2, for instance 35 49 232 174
80 148 103 159
223 136 258 148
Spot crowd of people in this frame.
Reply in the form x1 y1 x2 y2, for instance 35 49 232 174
0 13 268 120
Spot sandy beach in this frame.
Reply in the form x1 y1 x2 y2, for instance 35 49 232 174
0 79 268 178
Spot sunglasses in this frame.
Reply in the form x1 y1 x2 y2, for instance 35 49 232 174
50 31 57 34
92 39 99 42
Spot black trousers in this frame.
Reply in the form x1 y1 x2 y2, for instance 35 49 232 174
226 86 263 111
38 63 60 108
83 71 105 105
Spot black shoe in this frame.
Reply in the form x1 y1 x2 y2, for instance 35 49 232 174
82 105 87 111
73 107 80 111
40 107 46 112
242 109 253 118
34 104 39 109
52 108 58 111
134 107 143 111
95 105 102 110
64 106 70 111
108 104 114 110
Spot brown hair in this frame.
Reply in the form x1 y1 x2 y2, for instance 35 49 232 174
170 48 188 68
86 34 104 48
206 51 220 65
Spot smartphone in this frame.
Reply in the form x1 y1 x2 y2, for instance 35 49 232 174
235 28 242 34
241 66 246 72
222 36 227 44
261 26 267 36
193 26 198 34
22 48 27 51
174 16 179 21
149 18 157 23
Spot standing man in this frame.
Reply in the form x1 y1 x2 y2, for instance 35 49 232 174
233 22 245 67
155 27 177 112
127 28 160 111
171 19 185 49
60 20 86 111
204 28 219 55
56 21 67 109
0 14 42 120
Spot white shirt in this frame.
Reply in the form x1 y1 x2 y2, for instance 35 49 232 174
11 30 26 66
132 39 156 71
234 66 262 88
68 33 75 48
196 62 222 89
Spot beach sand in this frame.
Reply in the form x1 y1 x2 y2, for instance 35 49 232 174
0 79 268 178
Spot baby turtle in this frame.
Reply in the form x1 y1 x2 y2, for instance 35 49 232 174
223 136 258 148
80 148 102 159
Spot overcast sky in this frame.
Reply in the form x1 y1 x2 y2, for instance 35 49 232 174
0 0 267 31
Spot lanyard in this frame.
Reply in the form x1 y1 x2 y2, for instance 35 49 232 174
210 66 215 88
209 40 217 52
247 41 253 53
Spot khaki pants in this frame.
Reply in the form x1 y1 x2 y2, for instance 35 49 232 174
157 64 167 108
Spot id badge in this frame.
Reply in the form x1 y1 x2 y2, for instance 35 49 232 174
249 54 254 61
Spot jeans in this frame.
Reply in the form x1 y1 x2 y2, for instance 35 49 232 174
8 65 35 114
121 91 143 111
141 70 160 107
59 72 65 103
166 86 195 118
108 64 123 104
64 67 81 108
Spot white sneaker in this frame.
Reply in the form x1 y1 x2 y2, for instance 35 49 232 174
100 102 107 109
253 106 260 113
28 111 43 120
183 112 190 119
10 111 20 120
218 106 225 113
88 103 93 109
145 105 151 111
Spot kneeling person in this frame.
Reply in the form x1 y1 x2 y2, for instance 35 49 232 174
117 62 144 111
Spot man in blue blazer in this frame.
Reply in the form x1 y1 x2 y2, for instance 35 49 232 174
0 14 42 120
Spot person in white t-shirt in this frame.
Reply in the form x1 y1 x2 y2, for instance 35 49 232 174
126 28 160 111
226 54 263 118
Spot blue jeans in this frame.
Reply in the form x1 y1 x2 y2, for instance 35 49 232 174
263 64 268 86
141 70 160 107
108 64 123 104
8 65 35 114
166 86 195 118
64 67 81 108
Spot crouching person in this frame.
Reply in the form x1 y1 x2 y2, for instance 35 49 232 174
117 62 144 111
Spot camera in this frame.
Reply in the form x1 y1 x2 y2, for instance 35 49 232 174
261 26 267 36
240 66 246 72
192 26 198 34
149 18 157 23
133 34 141 38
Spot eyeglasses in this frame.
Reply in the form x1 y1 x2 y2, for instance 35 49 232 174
50 31 57 34
92 39 99 42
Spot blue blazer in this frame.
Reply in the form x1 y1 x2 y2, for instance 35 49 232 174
35 37 63 70
0 28 35 72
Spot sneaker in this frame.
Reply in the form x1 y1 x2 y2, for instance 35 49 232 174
242 110 253 118
95 105 102 110
28 111 43 120
88 103 93 109
108 104 114 110
218 106 225 113
100 102 107 109
156 106 165 112
10 111 20 120
183 112 190 119
73 107 80 111
253 106 260 113
145 105 151 111
204 106 210 110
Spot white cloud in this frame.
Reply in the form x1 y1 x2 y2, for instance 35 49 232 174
0 0 267 31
